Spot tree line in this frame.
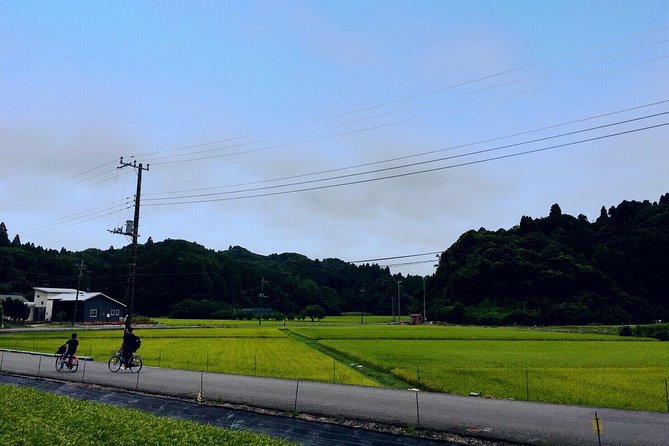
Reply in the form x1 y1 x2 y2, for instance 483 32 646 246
1 193 667 325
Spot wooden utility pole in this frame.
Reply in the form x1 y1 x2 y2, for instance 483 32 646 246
71 259 85 326
110 157 149 329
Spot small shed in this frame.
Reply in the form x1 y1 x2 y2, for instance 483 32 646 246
410 313 424 325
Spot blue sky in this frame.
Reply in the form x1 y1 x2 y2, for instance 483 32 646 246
1 1 667 276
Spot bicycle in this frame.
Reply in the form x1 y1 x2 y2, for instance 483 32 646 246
108 351 143 373
55 354 79 373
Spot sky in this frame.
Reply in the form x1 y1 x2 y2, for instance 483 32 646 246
1 1 667 277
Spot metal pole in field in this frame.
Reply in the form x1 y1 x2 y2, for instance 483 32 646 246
417 365 421 391
665 378 668 412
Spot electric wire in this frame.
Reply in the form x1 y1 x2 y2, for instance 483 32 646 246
144 100 668 197
143 112 668 204
144 122 668 206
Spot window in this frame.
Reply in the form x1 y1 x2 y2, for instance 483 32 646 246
114 309 119 316
90 309 98 318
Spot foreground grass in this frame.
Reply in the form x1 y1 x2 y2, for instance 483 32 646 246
0 385 293 446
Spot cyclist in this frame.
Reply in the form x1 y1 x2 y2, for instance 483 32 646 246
120 327 140 370
61 333 78 369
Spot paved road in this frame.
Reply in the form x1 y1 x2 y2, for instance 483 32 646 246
0 374 464 446
1 350 667 445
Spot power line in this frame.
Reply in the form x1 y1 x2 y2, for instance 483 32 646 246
144 122 667 206
143 100 668 197
143 112 668 205
141 38 667 167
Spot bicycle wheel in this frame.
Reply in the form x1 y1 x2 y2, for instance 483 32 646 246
68 357 79 373
108 354 122 372
55 355 63 372
128 355 143 373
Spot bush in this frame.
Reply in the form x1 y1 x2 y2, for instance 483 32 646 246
618 325 633 336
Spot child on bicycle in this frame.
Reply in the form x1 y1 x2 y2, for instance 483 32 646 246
61 333 78 369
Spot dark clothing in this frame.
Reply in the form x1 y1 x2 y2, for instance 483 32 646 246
64 338 78 358
121 332 138 365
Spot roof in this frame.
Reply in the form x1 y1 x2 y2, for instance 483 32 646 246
49 291 127 308
34 287 78 294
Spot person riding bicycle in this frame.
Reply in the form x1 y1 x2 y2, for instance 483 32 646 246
120 327 140 369
61 333 78 369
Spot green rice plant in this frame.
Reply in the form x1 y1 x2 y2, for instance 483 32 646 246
290 324 637 341
153 315 394 327
0 328 377 386
320 339 669 411
0 385 294 446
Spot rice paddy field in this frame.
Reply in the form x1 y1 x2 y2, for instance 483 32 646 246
1 319 667 411
0 385 293 446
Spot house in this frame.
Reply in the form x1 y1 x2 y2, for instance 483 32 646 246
31 287 127 324
31 287 77 321
410 313 424 325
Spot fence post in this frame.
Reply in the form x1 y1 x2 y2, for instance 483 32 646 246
293 381 300 416
197 373 204 403
417 365 422 391
0 352 4 371
593 411 602 446
81 361 86 383
37 356 42 377
415 391 421 429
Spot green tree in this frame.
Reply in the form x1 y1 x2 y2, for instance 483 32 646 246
0 222 10 247
302 304 325 322
1 298 30 321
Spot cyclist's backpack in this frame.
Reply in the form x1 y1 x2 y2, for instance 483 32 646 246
132 335 141 352
56 344 66 354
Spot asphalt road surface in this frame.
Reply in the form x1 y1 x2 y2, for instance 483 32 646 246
1 349 667 445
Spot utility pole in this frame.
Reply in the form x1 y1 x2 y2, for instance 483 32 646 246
397 280 402 324
360 287 365 324
72 259 85 326
422 276 427 322
109 157 149 329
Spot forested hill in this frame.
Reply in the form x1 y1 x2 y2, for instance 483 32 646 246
429 194 669 325
1 193 667 324
0 235 401 318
